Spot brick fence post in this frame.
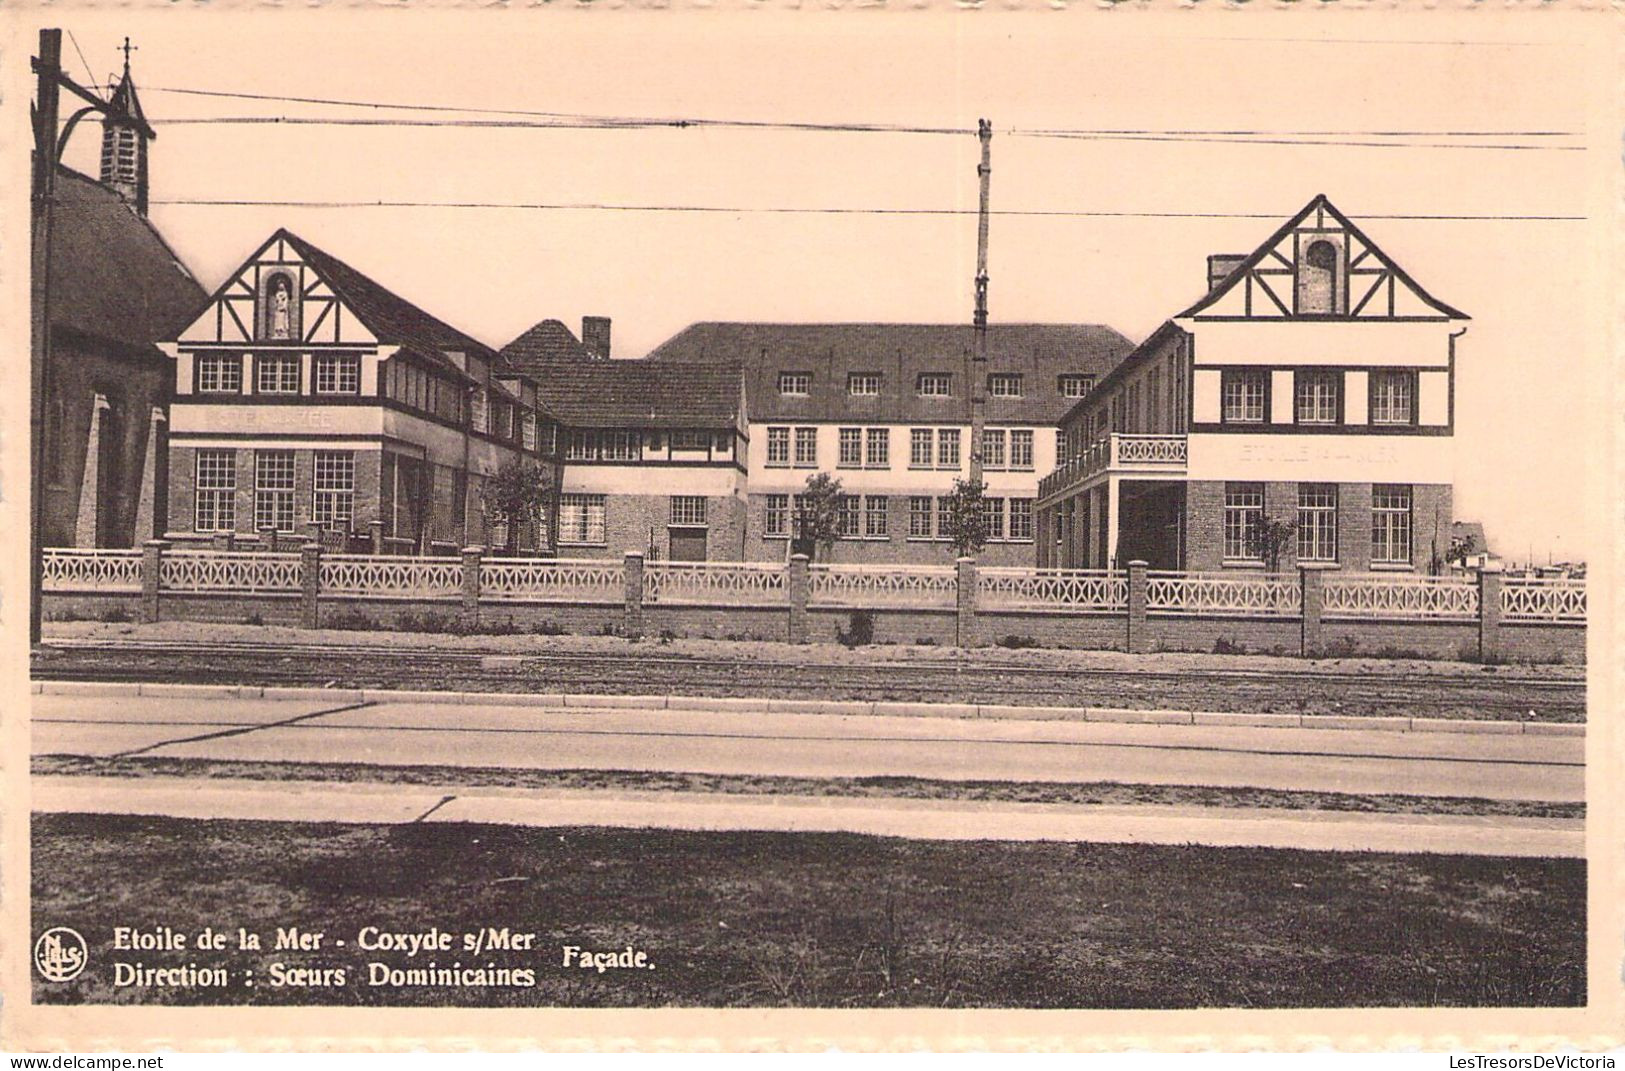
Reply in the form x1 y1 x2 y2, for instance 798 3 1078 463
1299 565 1325 657
787 554 809 645
1125 560 1149 654
259 525 278 553
140 539 168 624
370 520 385 555
956 556 980 648
623 551 645 639
461 545 484 624
211 531 235 551
299 541 322 629
1477 562 1503 663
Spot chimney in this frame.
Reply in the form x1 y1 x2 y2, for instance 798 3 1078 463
1207 254 1248 292
582 316 611 360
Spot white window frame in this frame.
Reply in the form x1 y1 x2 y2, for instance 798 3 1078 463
312 451 355 529
864 495 888 538
1295 370 1340 425
256 355 300 395
1059 374 1095 399
778 371 811 396
765 426 791 466
253 450 296 533
988 373 1023 398
559 492 607 545
1371 370 1415 426
864 428 889 469
670 495 707 527
1372 484 1413 565
314 354 360 395
1010 429 1034 471
765 493 790 537
1223 483 1265 562
197 355 242 394
1009 498 1034 542
1221 370 1267 425
908 495 936 540
194 449 236 532
917 373 952 398
838 427 863 468
909 428 934 469
936 428 961 470
793 427 818 468
1297 484 1338 563
847 373 880 397
981 429 1006 470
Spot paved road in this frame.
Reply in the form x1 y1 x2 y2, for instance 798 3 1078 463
33 693 1583 802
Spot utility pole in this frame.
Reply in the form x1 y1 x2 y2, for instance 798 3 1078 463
969 117 992 486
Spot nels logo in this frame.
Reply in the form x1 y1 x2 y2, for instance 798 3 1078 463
33 927 88 983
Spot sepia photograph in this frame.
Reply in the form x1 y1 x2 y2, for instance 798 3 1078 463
7 4 1615 1050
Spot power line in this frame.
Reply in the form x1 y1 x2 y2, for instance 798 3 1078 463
64 30 102 102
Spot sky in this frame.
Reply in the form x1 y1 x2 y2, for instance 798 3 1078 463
31 10 1609 564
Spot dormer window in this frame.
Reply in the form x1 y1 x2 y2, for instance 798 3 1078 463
1058 374 1094 399
258 272 300 341
917 373 952 397
847 373 880 397
989 373 1023 398
778 372 811 396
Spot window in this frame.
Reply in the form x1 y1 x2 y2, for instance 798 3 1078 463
765 494 790 537
1370 370 1415 425
910 428 934 468
766 426 790 466
865 428 889 468
848 373 880 397
1295 370 1340 425
1221 370 1267 424
936 497 953 539
314 354 360 395
671 430 710 451
198 355 242 394
257 355 300 394
601 430 641 461
521 412 538 452
981 430 1006 470
670 496 707 526
864 496 888 538
194 449 236 532
1059 374 1095 399
917 373 952 397
253 451 295 533
983 496 1006 541
470 389 489 434
936 428 961 469
1223 483 1264 561
908 496 934 539
837 495 861 538
1010 429 1034 471
1009 498 1034 541
838 427 863 468
778 371 811 396
1372 485 1413 565
559 493 607 544
1297 484 1338 562
566 431 598 461
793 427 818 467
313 451 355 528
989 373 1023 398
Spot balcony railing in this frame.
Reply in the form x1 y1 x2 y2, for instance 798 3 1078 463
1038 433 1188 500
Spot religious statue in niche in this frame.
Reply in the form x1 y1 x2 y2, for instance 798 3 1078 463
266 274 295 340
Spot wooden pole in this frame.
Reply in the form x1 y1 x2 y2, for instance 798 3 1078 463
969 118 991 486
31 28 62 646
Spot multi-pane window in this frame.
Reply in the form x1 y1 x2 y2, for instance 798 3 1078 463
314 354 360 395
194 449 236 532
670 496 707 526
864 496 888 538
988 373 1023 398
765 493 791 537
778 371 811 396
908 496 934 539
257 355 300 394
847 373 880 397
253 451 296 533
793 427 818 467
1010 430 1034 470
1295 370 1340 425
910 428 934 468
600 430 641 461
312 451 355 528
1370 370 1415 425
1058 374 1095 399
917 373 952 397
864 428 889 468
1009 498 1034 541
837 495 862 538
936 428 961 469
671 430 711 451
936 497 953 540
197 355 242 394
559 493 607 545
521 412 538 452
983 497 1006 541
470 389 489 434
1223 483 1265 561
565 431 598 461
838 428 864 468
981 430 1006 470
1371 485 1413 565
1297 484 1338 562
766 426 790 466
1221 370 1267 424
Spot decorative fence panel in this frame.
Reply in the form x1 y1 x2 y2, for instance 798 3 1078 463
1501 578 1586 623
644 561 786 606
41 549 144 593
160 551 303 594
1146 571 1301 617
1322 574 1478 620
979 568 1127 614
481 558 623 604
1115 434 1188 467
320 554 462 600
809 564 958 610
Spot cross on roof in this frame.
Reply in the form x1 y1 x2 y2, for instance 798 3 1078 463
120 36 137 70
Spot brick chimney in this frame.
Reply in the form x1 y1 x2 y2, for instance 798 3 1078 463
1207 254 1248 292
582 316 611 360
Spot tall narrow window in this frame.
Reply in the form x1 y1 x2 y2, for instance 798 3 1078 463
909 429 934 468
793 427 818 467
1009 499 1034 541
765 494 790 537
1296 484 1338 562
981 429 1006 470
766 426 790 466
837 495 861 538
936 428 961 469
864 496 888 538
1223 483 1264 562
254 451 296 532
313 451 355 529
1221 370 1267 424
1370 370 1416 426
1372 485 1413 565
194 449 236 532
865 428 889 468
1295 370 1340 425
838 428 863 468
1010 429 1034 471
983 497 1006 541
908 496 934 539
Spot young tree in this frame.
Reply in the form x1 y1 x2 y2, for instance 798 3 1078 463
1445 531 1479 570
1245 517 1297 573
793 472 844 560
480 459 554 555
939 477 991 559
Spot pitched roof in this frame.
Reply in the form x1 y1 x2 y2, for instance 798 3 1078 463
1451 521 1489 554
105 66 152 135
1178 194 1469 321
501 353 743 429
646 322 1135 424
50 166 204 352
503 319 587 364
275 229 496 375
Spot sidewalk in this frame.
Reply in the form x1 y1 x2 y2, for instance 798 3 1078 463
31 775 1585 858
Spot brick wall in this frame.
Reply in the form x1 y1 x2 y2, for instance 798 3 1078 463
557 493 748 561
744 493 1037 567
167 445 383 540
